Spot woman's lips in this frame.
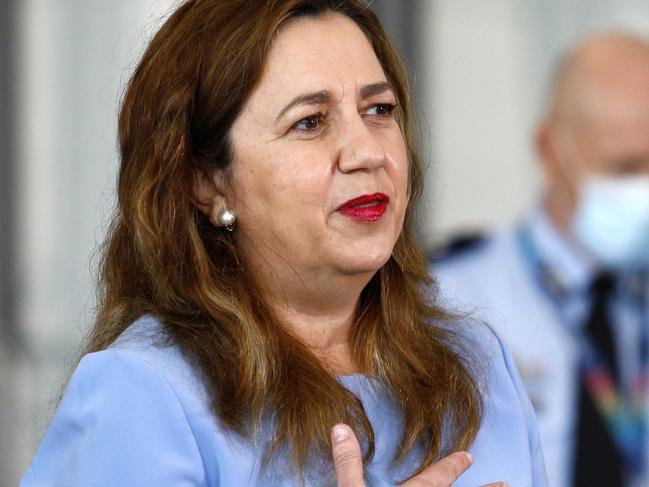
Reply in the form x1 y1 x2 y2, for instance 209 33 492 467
337 193 389 222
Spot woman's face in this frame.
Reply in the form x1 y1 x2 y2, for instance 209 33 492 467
225 13 409 283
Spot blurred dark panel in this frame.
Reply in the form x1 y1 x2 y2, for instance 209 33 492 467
369 1 432 241
0 0 16 341
0 4 17 487
369 0 426 99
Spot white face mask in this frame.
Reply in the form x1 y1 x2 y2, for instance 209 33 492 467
572 176 649 270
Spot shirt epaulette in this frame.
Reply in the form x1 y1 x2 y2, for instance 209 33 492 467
427 231 487 263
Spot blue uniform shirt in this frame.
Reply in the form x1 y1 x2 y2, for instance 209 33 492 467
21 315 547 486
431 207 649 487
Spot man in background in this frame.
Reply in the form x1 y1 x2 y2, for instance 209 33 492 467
431 33 649 487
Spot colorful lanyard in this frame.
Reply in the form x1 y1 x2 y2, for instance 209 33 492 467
516 224 649 477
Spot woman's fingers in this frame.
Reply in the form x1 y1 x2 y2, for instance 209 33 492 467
331 423 366 487
400 451 473 487
330 426 506 487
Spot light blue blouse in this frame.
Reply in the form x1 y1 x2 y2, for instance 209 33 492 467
21 315 547 486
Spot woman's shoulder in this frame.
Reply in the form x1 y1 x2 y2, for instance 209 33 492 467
89 314 214 421
109 313 177 356
434 318 506 367
441 318 529 395
441 319 548 486
69 315 201 400
21 316 213 486
72 315 202 415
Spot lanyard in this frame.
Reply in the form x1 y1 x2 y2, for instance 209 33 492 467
515 223 649 476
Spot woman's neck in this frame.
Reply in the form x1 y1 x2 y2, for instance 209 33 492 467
257 268 372 375
274 301 359 374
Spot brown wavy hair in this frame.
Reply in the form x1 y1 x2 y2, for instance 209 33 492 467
83 0 482 480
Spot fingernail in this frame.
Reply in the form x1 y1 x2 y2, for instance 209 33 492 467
465 452 473 465
332 424 349 443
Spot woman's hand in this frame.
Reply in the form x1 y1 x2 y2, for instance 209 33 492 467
330 424 508 487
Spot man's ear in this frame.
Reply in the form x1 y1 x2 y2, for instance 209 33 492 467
193 167 229 218
535 120 558 172
535 119 570 188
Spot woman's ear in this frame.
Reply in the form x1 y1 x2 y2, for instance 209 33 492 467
193 167 229 220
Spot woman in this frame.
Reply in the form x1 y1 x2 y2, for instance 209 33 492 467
21 1 546 485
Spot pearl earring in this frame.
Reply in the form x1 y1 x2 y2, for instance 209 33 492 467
216 208 236 231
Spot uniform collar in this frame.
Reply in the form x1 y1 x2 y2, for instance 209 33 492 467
526 205 597 297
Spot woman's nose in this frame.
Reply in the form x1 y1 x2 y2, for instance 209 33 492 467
337 116 387 173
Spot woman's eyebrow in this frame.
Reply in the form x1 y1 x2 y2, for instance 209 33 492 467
275 82 393 123
360 81 392 100
276 90 330 122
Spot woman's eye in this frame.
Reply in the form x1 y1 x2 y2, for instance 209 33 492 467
292 114 324 132
365 103 396 117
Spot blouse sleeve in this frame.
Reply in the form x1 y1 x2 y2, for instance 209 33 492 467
493 328 548 486
21 349 207 487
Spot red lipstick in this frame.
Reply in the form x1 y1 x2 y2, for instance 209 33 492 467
337 193 389 222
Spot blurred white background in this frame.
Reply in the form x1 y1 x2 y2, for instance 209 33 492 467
1 1 648 485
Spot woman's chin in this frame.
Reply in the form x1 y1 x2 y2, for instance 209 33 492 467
333 248 393 276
